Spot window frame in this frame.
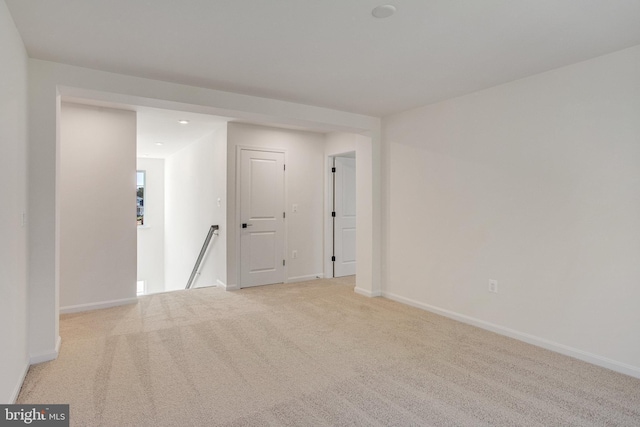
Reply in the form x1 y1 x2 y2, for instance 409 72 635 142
136 170 146 226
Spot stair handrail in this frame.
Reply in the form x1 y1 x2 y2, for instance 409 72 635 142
185 225 219 290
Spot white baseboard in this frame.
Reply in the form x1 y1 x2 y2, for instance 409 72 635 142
30 335 61 365
287 274 323 283
220 282 240 291
9 358 30 403
354 287 382 298
60 297 138 314
382 291 640 380
188 279 227 290
192 282 216 289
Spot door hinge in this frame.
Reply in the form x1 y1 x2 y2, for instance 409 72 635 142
283 211 286 219
284 164 286 171
331 256 336 262
283 259 286 266
331 167 336 173
331 211 336 217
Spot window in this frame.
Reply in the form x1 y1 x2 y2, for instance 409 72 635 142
137 170 145 226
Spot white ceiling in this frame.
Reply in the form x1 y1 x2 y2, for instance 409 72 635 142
136 107 227 159
61 98 229 159
7 1 640 117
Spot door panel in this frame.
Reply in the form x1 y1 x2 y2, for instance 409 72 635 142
334 156 356 277
340 228 356 264
240 150 285 287
250 159 278 218
249 232 278 272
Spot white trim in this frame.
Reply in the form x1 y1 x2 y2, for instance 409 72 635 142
382 291 640 380
287 274 323 283
60 297 138 314
9 359 30 403
220 282 240 291
216 279 226 287
30 335 61 365
323 154 334 279
191 283 217 289
354 286 382 298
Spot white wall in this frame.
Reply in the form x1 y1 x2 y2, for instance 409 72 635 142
59 103 137 310
165 126 227 290
325 132 356 157
354 134 374 294
0 0 29 403
382 45 640 377
136 157 165 294
227 123 325 287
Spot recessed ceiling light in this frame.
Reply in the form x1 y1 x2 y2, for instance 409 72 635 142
155 142 163 146
143 153 150 157
178 120 189 124
372 4 396 19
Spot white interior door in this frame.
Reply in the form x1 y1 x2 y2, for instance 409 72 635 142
334 156 356 277
240 149 285 287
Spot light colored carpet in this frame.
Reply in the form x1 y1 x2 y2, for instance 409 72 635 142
18 276 640 426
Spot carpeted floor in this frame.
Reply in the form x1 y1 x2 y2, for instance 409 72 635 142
18 276 640 426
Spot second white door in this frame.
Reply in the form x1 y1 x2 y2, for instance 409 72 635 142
334 156 356 277
240 149 285 287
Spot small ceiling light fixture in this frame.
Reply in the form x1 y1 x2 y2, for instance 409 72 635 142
178 119 189 124
155 142 164 146
372 4 396 19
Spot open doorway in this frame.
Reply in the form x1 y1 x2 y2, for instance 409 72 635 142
135 107 228 295
324 131 370 284
36 74 378 356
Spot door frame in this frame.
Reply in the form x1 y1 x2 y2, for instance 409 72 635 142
324 151 357 278
235 145 287 288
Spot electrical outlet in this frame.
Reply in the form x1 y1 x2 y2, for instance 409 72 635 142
292 204 298 213
489 279 498 293
292 250 298 259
